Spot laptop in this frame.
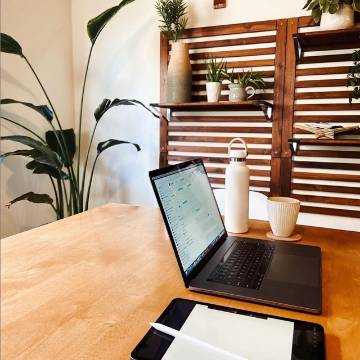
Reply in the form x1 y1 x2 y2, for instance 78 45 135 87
149 159 322 314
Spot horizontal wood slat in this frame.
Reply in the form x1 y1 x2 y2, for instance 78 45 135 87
191 59 275 70
294 104 360 111
167 145 271 155
187 35 277 50
300 53 353 64
295 150 360 158
170 116 267 123
168 126 272 133
295 79 348 88
206 167 270 176
180 20 277 38
190 47 276 60
168 155 271 166
294 115 360 123
296 66 351 76
292 172 360 182
295 91 351 100
294 194 360 206
209 177 270 187
192 70 275 81
301 205 360 218
292 182 360 195
292 161 360 171
169 135 272 144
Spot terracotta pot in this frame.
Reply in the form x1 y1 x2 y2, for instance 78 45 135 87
206 82 221 102
320 4 354 31
166 42 192 103
267 197 300 238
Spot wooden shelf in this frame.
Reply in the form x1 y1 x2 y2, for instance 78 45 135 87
293 27 360 63
150 101 273 121
288 138 360 154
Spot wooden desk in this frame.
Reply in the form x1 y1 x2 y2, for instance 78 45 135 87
1 204 360 359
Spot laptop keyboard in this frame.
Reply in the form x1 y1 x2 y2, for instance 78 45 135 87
208 240 275 290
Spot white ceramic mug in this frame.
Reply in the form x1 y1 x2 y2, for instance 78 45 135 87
267 197 300 237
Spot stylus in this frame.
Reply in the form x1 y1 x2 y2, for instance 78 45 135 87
150 322 248 360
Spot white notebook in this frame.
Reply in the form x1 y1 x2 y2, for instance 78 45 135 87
162 304 294 360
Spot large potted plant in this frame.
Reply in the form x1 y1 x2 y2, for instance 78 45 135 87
0 0 159 219
303 0 360 30
155 0 191 103
223 69 265 102
205 58 226 103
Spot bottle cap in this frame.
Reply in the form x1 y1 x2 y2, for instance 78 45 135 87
228 138 248 160
229 149 247 159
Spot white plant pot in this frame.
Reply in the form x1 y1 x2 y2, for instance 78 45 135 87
267 197 300 238
166 42 192 103
206 82 221 102
320 4 354 31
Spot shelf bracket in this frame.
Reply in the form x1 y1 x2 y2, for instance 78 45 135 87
259 103 273 122
288 139 300 155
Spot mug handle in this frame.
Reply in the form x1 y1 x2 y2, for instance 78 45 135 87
246 86 256 99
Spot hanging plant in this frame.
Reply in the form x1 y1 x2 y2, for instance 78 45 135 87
347 50 360 104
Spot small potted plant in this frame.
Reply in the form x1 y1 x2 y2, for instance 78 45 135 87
156 0 191 103
303 0 360 30
347 50 360 103
223 69 265 102
206 58 226 102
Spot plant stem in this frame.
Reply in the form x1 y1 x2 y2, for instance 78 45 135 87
0 116 46 142
48 175 60 220
84 153 100 211
77 44 94 189
79 121 98 207
57 177 64 218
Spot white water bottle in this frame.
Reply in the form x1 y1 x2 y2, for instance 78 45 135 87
225 138 250 233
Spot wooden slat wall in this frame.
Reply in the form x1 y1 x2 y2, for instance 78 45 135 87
288 18 360 218
159 16 360 218
163 20 283 196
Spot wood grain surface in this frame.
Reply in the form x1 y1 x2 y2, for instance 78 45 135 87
2 204 360 359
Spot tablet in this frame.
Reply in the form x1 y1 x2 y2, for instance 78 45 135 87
131 298 325 360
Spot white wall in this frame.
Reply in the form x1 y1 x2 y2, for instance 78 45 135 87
0 0 75 237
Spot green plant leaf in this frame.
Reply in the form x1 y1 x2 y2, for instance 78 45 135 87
87 0 135 44
6 192 53 209
0 33 23 57
312 7 322 22
26 160 69 180
0 135 62 169
0 149 41 163
97 139 140 155
45 129 76 167
94 98 159 122
1 98 53 121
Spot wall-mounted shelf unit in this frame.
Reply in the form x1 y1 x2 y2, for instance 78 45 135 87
150 101 273 121
293 27 360 62
288 138 360 154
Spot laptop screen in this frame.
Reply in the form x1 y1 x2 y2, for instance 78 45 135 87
152 162 226 276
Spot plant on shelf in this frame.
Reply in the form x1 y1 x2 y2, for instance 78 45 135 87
205 58 226 103
0 0 159 220
155 0 191 102
347 49 360 103
303 0 360 30
155 0 188 42
223 68 265 102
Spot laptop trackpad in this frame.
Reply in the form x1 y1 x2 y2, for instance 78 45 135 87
266 253 319 288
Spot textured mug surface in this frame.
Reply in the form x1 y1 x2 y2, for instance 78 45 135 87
267 197 300 237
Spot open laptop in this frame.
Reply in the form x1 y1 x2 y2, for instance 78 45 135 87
149 159 322 314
